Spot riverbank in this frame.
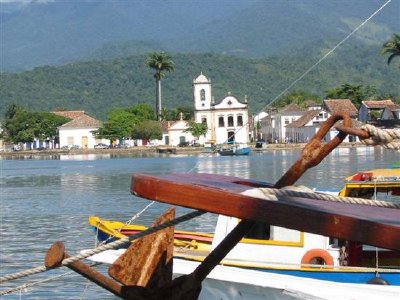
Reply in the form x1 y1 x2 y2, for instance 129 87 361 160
0 142 366 157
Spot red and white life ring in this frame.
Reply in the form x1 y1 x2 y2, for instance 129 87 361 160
301 249 334 266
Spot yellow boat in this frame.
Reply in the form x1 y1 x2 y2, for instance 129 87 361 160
338 167 400 199
89 216 213 254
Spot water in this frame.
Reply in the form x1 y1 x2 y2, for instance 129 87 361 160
0 147 398 299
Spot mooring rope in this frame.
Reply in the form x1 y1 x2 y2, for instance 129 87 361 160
245 185 400 209
0 270 76 296
97 200 156 246
359 124 400 150
0 210 205 284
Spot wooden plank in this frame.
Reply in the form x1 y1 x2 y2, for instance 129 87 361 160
131 173 400 251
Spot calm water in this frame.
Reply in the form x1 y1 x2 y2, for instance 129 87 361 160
0 147 398 299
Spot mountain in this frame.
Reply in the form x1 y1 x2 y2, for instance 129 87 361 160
1 0 398 71
1 42 398 120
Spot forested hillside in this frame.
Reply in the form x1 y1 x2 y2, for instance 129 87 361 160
1 0 397 71
1 40 398 121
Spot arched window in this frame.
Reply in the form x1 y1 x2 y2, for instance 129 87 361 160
201 117 207 124
218 116 225 127
237 115 243 126
200 89 206 101
228 115 234 127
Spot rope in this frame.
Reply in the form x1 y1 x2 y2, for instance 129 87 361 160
0 210 205 284
97 200 156 245
0 270 76 296
242 185 400 209
359 124 400 150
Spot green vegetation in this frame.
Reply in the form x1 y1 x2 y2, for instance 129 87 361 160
325 84 377 108
92 103 155 141
131 120 162 143
146 52 175 120
1 42 399 122
382 33 400 66
185 121 208 142
4 104 70 143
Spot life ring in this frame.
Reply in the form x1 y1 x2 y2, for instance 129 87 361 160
301 249 334 266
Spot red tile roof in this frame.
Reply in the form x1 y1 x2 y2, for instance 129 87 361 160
53 110 85 119
388 104 400 111
279 103 306 113
323 99 358 117
362 99 394 109
286 110 321 128
59 114 102 128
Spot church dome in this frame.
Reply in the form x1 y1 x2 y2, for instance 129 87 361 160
193 72 210 84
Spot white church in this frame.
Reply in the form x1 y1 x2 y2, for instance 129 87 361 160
189 73 250 145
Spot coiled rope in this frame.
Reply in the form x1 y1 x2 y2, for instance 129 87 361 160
0 210 205 285
359 124 400 150
242 185 400 209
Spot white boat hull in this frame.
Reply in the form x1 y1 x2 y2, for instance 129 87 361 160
82 249 400 300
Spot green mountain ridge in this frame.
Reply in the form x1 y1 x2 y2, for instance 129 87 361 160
1 0 398 71
1 41 398 121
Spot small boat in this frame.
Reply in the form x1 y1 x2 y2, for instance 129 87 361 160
217 142 252 156
334 167 400 268
338 167 400 199
89 216 213 253
84 172 400 299
88 170 400 287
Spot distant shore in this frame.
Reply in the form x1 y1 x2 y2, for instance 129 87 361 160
0 142 366 157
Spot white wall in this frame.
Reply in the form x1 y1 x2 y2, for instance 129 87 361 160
59 127 108 149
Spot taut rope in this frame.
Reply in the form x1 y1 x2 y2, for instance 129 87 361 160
0 210 205 284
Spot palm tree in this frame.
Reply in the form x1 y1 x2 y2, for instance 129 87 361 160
146 52 175 120
382 33 400 66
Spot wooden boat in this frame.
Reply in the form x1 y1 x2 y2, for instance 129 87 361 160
88 172 400 287
217 143 252 156
338 167 400 199
334 167 400 268
89 216 213 253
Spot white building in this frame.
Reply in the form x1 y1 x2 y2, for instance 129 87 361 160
166 115 194 146
260 104 306 143
192 73 250 145
56 111 108 149
358 99 395 123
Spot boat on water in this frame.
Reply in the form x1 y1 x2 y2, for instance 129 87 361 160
86 168 400 299
217 142 252 156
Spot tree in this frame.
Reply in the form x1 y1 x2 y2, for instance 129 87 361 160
93 108 138 141
382 33 400 66
185 121 208 143
325 84 376 108
273 90 321 108
128 103 156 122
146 52 175 121
93 103 156 142
131 120 162 142
4 105 69 143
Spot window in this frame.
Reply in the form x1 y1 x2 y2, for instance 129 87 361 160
201 117 207 124
237 115 243 126
67 137 74 145
200 89 205 101
245 223 270 240
284 118 290 125
228 115 234 127
218 116 225 127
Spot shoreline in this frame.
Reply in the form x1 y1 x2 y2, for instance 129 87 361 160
0 142 366 157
